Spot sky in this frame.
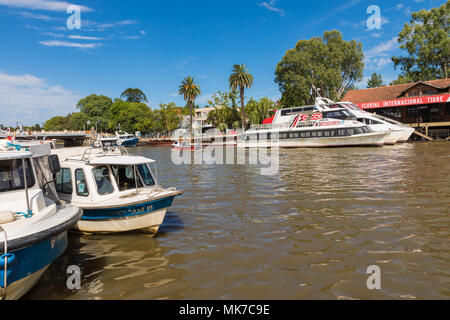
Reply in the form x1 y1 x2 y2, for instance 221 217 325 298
0 0 446 126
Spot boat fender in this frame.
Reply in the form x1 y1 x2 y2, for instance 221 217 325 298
0 253 16 289
116 140 123 146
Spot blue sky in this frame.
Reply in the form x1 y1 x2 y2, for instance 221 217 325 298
0 0 446 126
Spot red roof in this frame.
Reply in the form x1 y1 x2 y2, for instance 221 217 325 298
342 79 450 104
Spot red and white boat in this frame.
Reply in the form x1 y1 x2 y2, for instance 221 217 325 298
239 101 390 148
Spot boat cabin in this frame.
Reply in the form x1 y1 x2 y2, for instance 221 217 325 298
52 148 158 204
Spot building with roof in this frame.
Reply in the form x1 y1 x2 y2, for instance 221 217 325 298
343 79 450 140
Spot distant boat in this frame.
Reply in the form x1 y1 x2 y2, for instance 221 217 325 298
115 132 139 147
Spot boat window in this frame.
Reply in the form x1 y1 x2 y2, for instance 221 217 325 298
111 165 143 191
338 129 346 136
55 168 73 195
305 132 311 138
311 131 318 137
361 126 371 133
75 169 89 197
330 130 336 137
0 159 35 193
138 164 155 186
93 166 114 195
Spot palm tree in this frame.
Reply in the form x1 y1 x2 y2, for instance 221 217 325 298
229 64 254 131
179 76 201 138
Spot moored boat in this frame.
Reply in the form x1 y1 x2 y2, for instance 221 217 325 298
0 142 82 300
52 145 183 234
115 132 139 147
239 109 389 148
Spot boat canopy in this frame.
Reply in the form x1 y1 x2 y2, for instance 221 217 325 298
87 155 156 166
0 151 33 160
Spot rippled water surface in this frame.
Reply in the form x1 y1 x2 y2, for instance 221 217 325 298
27 143 450 300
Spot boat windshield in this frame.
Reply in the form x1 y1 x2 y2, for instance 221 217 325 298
0 159 35 193
92 166 114 195
138 164 155 186
111 165 143 191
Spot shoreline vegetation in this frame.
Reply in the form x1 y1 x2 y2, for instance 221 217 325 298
2 2 447 137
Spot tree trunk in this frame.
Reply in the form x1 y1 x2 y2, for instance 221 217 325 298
240 87 247 131
190 101 194 140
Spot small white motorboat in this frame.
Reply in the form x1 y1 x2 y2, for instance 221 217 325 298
0 141 82 300
52 145 183 234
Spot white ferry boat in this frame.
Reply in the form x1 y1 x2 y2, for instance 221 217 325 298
239 104 389 148
52 145 183 234
314 97 415 144
0 141 82 300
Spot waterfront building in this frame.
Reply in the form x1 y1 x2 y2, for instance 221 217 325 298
343 79 450 140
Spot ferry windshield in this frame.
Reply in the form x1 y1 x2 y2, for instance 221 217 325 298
0 159 35 193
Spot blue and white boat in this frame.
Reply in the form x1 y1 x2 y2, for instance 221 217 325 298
0 142 82 300
52 145 183 234
115 132 139 147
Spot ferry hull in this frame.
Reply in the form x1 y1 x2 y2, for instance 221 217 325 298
76 195 177 234
238 132 388 148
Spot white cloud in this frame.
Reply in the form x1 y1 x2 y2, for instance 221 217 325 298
364 37 399 70
396 3 404 10
0 0 92 12
259 0 285 16
39 40 101 48
365 37 399 59
68 35 105 41
0 71 81 126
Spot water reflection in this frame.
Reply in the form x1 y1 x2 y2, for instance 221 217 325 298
26 143 450 300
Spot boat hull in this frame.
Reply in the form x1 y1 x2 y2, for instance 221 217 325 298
1 232 68 300
76 194 177 234
119 138 139 147
238 132 388 148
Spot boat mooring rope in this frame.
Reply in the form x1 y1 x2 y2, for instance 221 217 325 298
15 210 33 219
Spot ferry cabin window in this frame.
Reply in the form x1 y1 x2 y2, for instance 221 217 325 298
112 165 143 191
138 164 155 186
75 169 89 197
0 159 35 193
55 168 73 195
93 166 114 195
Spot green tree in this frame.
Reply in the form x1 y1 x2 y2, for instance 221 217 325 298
44 115 71 131
206 91 241 129
76 94 113 118
153 102 182 135
229 64 254 130
245 97 276 125
68 112 90 130
109 99 154 133
275 30 364 107
390 75 414 86
367 73 385 88
120 88 149 103
392 1 449 81
179 76 201 138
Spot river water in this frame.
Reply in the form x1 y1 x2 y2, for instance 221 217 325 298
26 143 450 300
